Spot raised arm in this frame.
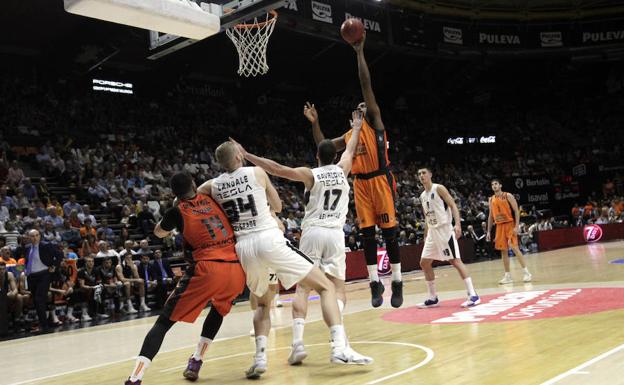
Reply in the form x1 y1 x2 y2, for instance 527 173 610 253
230 138 314 190
486 197 493 242
254 167 282 213
437 185 462 239
352 32 383 130
337 110 363 175
304 102 346 151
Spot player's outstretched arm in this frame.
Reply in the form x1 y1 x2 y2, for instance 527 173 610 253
437 185 462 239
352 32 384 131
337 110 363 175
304 101 346 151
230 138 314 190
254 166 282 213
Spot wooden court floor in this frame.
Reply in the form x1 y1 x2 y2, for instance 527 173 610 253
2 240 624 385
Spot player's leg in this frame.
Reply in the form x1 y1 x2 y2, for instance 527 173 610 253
288 283 311 365
246 289 274 379
126 315 176 384
508 228 532 282
444 233 479 307
185 262 246 381
135 279 150 312
496 223 514 284
377 175 403 308
418 230 440 308
354 179 384 307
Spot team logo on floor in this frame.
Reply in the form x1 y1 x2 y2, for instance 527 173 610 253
382 288 624 324
584 224 603 243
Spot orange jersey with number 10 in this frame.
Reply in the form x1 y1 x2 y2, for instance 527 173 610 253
344 119 390 174
490 193 514 224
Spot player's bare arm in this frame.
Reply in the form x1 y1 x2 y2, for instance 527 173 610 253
437 184 462 239
304 101 346 151
486 197 493 242
254 166 283 213
197 179 214 196
352 32 384 131
507 193 521 234
229 138 314 189
337 109 363 175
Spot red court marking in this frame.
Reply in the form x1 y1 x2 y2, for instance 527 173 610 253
382 288 624 324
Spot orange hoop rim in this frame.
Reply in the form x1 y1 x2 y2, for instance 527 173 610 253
231 10 277 30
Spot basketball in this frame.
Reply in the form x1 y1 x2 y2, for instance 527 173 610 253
340 18 365 44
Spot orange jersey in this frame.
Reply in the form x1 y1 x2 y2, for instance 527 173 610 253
344 119 390 175
490 192 514 224
177 194 237 262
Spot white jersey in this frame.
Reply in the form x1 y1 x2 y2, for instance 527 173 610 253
302 165 350 230
211 167 277 237
420 183 452 229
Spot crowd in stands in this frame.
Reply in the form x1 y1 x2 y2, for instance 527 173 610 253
1 63 624 336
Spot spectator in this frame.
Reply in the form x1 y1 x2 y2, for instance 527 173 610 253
1 245 17 264
398 230 408 246
37 177 50 198
20 178 37 201
0 186 17 210
68 209 82 229
23 229 63 332
34 199 48 218
151 249 174 308
6 160 25 189
0 260 24 330
2 222 20 248
80 234 99 258
285 211 299 231
596 207 611 224
95 240 119 264
22 208 39 227
96 219 115 242
346 234 360 251
118 240 138 259
137 204 156 237
78 204 97 226
62 194 82 218
115 226 131 249
137 253 158 303
80 218 97 239
44 207 64 229
42 220 62 244
60 220 82 250
136 239 153 258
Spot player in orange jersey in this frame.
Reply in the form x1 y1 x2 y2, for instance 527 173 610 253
125 172 245 385
486 179 532 284
307 31 403 308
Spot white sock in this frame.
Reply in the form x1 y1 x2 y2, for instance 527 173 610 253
129 356 151 381
426 280 437 299
292 318 305 344
523 267 531 274
391 263 402 282
192 337 212 361
367 265 379 282
329 324 346 350
255 335 268 358
51 310 59 323
140 297 147 306
127 299 134 309
504 272 511 277
464 277 477 297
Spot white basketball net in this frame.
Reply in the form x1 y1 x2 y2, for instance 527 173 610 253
226 12 277 77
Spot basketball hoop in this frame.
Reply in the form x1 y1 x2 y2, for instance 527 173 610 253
226 10 277 77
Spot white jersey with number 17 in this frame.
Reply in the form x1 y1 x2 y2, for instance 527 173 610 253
211 167 277 237
302 165 350 231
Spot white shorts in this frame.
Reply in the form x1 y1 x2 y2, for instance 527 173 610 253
236 228 314 297
299 226 346 280
421 226 461 262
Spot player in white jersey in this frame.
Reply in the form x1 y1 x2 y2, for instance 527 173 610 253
232 110 366 366
197 137 372 379
417 167 480 308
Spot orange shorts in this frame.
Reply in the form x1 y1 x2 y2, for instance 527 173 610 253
494 222 519 251
164 259 246 323
354 173 397 229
